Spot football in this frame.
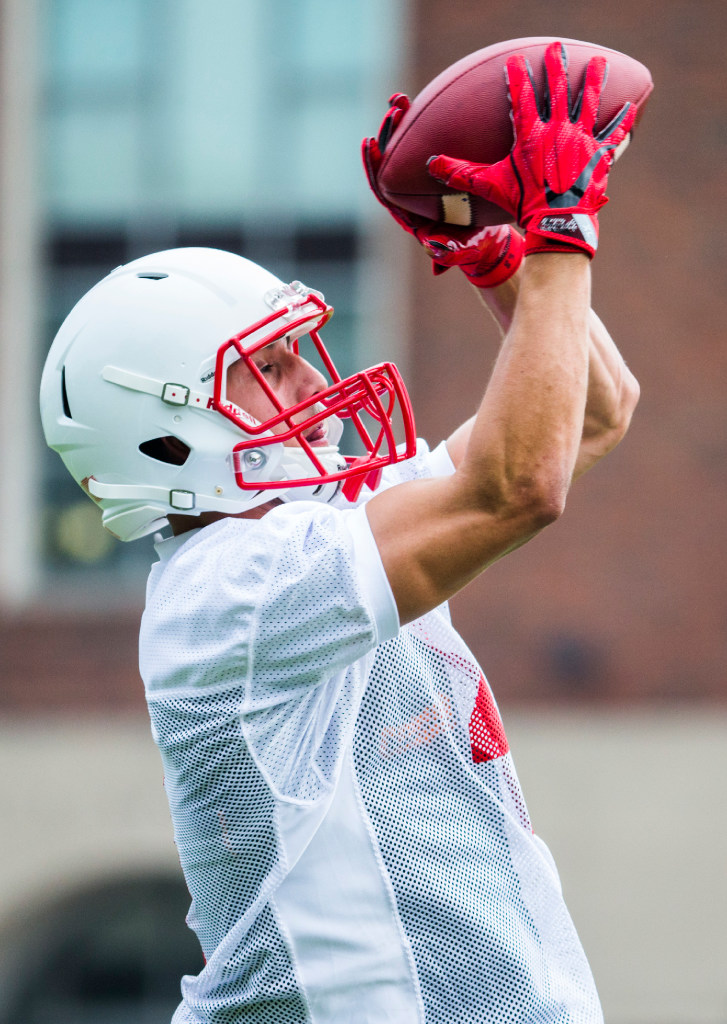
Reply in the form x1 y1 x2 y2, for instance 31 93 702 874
376 37 653 226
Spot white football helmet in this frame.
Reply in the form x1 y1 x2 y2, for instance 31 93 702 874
40 247 416 541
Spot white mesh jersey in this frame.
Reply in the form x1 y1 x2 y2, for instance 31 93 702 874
139 440 603 1024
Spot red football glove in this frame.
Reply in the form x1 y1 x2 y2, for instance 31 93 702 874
363 94 523 287
428 42 637 258
416 222 524 288
362 94 421 237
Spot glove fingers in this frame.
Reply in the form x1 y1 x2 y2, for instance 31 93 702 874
427 155 501 205
543 42 571 122
362 136 383 196
597 100 636 146
505 55 541 137
376 93 410 151
577 56 608 134
429 153 518 219
427 154 480 193
363 135 428 233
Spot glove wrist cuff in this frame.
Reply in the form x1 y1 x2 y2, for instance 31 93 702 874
461 227 525 288
524 232 594 259
523 209 599 258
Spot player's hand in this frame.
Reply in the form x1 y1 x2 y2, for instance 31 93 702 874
363 94 425 236
415 222 524 288
428 41 636 258
363 95 523 286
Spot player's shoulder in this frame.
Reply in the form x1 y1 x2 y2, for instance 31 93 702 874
375 438 455 493
151 500 363 595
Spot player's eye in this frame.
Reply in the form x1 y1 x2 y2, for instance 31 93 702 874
256 339 291 374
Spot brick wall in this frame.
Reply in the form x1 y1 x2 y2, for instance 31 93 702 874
402 0 727 702
1 611 145 713
5 1 724 711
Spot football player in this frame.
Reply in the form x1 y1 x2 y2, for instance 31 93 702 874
41 43 638 1024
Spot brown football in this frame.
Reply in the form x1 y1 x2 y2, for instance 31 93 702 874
376 37 653 226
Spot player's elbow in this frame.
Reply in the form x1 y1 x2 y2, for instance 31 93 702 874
586 367 641 456
609 365 640 442
617 368 640 437
498 471 569 532
523 481 568 529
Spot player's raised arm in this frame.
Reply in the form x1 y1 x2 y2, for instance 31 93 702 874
445 273 640 478
364 41 638 624
366 251 591 623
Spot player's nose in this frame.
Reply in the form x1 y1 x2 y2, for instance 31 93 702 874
291 354 327 405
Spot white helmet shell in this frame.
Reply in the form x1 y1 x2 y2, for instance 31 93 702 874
40 248 416 541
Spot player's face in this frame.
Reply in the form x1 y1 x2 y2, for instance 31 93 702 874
227 337 334 447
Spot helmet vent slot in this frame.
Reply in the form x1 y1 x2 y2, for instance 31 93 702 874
61 365 72 418
139 436 190 466
136 272 168 280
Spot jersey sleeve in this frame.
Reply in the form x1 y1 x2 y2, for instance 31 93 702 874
243 501 399 703
140 502 399 802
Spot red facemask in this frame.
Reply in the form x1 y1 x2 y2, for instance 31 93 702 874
212 287 417 502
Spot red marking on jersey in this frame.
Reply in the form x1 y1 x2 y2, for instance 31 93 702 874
380 694 453 760
469 673 509 763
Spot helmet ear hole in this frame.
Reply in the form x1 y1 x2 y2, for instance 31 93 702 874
139 436 190 466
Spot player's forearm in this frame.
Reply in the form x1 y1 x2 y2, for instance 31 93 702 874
459 252 591 516
474 267 639 478
472 270 519 336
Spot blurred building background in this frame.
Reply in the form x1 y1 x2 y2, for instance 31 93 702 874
0 0 725 1021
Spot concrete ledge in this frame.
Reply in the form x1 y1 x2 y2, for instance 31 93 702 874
1 710 725 1023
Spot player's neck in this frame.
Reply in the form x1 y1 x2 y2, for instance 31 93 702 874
168 499 283 535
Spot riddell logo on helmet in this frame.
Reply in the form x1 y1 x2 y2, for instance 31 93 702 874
217 399 258 427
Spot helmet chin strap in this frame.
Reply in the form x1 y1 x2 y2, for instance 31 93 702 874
279 445 347 505
270 413 346 505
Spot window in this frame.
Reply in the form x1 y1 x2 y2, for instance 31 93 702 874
0 874 204 1024
38 0 403 597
